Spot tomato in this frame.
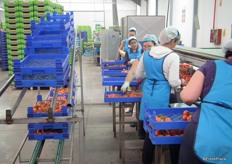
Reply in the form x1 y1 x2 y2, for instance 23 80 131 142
182 115 188 121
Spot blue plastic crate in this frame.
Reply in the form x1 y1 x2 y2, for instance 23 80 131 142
28 122 70 130
102 70 128 77
101 59 126 65
15 66 70 88
27 94 71 118
143 107 197 145
28 133 70 140
14 54 70 75
102 77 138 86
31 18 70 31
104 91 141 103
46 11 74 23
25 46 70 55
28 125 70 140
101 64 128 70
26 34 70 43
146 107 197 130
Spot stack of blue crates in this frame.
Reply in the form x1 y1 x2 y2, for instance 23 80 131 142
13 11 74 88
0 30 8 70
27 94 72 140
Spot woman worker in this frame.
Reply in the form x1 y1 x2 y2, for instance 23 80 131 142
124 36 142 69
121 34 159 138
179 40 232 164
118 27 141 59
135 26 185 164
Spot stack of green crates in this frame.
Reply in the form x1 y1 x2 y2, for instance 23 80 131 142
53 3 63 14
4 0 65 75
78 26 92 41
77 26 93 51
4 1 23 75
95 26 105 34
33 0 53 22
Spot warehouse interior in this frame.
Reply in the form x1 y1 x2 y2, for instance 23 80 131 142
0 0 232 164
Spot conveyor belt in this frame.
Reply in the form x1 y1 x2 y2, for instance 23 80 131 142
175 46 224 67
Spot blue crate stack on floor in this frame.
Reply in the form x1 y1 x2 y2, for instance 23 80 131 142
12 11 75 140
13 11 74 88
0 30 8 70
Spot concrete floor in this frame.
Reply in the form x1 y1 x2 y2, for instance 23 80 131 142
0 56 144 164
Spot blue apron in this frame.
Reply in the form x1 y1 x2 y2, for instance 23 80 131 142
123 39 130 52
139 51 171 120
194 60 232 163
126 48 142 70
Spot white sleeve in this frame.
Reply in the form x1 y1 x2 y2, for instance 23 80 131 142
135 55 145 79
163 53 181 88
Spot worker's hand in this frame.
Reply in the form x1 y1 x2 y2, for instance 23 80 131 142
119 50 126 57
121 81 131 92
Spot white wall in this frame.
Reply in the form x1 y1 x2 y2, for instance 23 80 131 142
148 0 156 15
57 0 137 30
171 0 194 47
141 0 232 48
140 0 147 15
197 0 232 47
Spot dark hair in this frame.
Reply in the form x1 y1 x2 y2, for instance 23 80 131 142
129 30 136 34
225 51 232 59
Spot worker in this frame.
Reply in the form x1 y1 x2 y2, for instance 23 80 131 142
94 32 101 65
121 34 159 92
118 27 139 59
135 26 185 164
124 36 142 69
121 34 159 138
178 40 232 164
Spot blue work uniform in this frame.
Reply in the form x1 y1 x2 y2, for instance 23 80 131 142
123 39 130 52
126 47 142 70
194 60 232 163
139 50 171 120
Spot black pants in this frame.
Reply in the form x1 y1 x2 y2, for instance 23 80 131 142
142 133 180 164
138 120 146 139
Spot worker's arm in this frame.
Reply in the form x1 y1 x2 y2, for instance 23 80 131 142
135 56 145 79
118 40 126 57
180 70 204 105
121 59 139 92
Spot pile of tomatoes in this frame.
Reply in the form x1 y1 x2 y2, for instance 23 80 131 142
179 63 194 84
107 91 142 98
33 98 67 113
182 110 193 121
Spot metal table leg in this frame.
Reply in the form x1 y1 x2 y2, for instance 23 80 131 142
113 102 116 137
119 102 122 159
122 103 125 164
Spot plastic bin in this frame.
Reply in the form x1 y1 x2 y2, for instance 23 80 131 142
102 77 138 86
104 91 142 103
144 107 197 144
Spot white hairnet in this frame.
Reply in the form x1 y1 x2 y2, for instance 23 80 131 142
129 27 136 32
158 26 180 45
222 40 232 53
143 34 159 45
128 36 137 43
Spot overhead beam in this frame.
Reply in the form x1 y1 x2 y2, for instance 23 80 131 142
131 0 141 6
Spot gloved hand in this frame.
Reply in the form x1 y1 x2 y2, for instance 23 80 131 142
119 50 126 57
121 81 131 92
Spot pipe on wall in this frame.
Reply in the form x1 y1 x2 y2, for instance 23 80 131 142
112 0 119 26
